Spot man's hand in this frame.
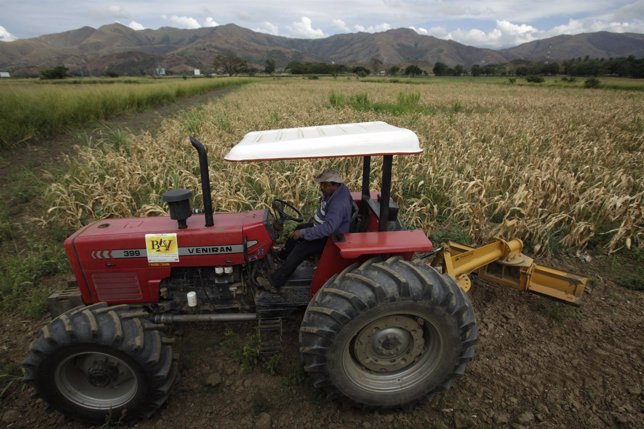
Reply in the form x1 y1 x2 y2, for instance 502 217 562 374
292 229 303 240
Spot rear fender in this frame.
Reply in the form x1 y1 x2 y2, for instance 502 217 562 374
310 230 433 295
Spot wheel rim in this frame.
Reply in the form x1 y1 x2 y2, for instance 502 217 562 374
55 352 138 410
343 313 443 393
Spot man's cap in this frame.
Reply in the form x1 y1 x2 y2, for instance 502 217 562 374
314 169 344 184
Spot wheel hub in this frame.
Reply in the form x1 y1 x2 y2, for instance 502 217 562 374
373 328 410 356
55 351 138 410
87 359 120 388
353 315 425 372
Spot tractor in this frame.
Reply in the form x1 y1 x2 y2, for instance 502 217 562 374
24 121 587 424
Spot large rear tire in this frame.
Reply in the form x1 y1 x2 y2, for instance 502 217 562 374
23 303 177 424
299 257 477 408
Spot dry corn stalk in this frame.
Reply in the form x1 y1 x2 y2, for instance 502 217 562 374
44 80 643 254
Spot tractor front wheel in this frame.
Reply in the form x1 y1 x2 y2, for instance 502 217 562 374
23 303 176 424
299 257 477 409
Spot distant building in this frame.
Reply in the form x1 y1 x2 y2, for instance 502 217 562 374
194 69 201 76
155 67 166 76
0 72 10 78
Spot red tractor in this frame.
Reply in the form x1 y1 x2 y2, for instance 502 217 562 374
24 122 587 424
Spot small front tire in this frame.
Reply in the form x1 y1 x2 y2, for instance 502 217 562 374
24 303 176 424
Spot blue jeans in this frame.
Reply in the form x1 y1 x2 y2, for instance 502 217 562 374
271 223 326 287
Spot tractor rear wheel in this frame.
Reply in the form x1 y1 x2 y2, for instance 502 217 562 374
23 303 176 424
299 257 477 409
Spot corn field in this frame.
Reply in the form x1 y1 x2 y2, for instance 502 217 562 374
45 79 643 254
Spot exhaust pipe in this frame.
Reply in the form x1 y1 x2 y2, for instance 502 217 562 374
190 137 214 227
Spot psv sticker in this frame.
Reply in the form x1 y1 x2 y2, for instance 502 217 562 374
145 233 179 263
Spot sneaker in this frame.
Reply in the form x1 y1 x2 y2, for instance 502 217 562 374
256 276 278 293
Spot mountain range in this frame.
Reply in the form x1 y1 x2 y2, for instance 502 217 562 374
1 23 643 76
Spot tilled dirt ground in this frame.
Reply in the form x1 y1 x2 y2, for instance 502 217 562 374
3 267 642 429
1 88 642 429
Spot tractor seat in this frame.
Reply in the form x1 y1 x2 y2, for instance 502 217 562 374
349 200 360 232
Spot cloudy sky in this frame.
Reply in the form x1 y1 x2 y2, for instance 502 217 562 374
0 1 642 48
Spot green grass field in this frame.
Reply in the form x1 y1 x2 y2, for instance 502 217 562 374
0 76 254 149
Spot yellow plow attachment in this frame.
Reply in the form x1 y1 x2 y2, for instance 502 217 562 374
434 239 588 305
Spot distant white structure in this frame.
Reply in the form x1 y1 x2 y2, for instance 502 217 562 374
155 67 166 76
194 69 201 76
0 72 10 78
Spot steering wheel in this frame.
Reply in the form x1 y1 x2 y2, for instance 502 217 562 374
272 199 304 224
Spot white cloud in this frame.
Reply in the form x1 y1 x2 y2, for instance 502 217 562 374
127 21 145 31
427 1 611 24
497 20 538 38
354 23 392 33
411 26 450 39
455 23 536 48
203 17 218 27
164 15 201 29
286 16 325 38
92 5 130 20
333 19 350 32
412 20 545 48
107 6 128 19
611 1 644 22
443 17 644 48
255 21 279 35
546 18 644 36
0 25 17 41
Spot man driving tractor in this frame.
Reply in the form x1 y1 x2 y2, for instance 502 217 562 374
24 122 587 425
259 169 353 291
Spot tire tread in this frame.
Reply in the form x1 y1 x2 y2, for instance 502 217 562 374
23 304 176 424
299 257 478 410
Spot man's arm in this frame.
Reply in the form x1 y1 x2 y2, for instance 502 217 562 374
299 200 345 241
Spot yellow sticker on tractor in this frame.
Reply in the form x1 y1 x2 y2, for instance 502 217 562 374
145 233 179 263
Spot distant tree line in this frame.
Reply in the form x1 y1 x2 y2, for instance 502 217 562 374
286 61 348 75
562 56 644 78
213 51 249 76
432 62 464 76
470 56 644 78
279 56 643 78
281 61 431 77
36 54 643 79
40 65 69 79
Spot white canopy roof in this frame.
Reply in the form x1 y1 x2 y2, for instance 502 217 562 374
224 121 422 161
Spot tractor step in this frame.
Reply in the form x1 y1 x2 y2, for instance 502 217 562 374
257 317 282 356
254 283 310 357
254 284 311 310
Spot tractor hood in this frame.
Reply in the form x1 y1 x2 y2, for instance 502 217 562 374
64 210 274 304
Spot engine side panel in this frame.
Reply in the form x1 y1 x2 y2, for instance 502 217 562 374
65 210 273 305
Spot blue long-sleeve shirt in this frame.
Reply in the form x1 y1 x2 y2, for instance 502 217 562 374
300 184 353 241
